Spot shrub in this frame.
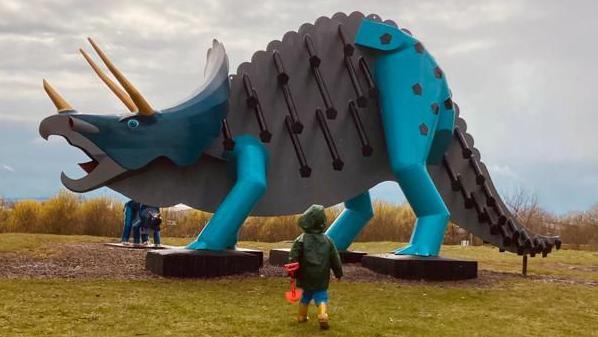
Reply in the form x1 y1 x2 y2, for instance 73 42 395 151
7 199 42 233
77 197 122 237
39 191 81 234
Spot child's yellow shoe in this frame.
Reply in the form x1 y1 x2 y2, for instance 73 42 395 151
297 303 309 323
317 303 329 330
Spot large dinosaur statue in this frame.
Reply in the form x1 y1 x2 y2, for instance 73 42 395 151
39 11 560 259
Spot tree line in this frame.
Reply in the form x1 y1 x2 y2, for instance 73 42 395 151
0 190 596 249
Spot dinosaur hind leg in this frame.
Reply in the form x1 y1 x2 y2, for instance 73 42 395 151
186 135 268 251
325 191 373 251
394 164 449 256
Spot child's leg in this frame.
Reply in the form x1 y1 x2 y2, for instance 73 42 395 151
298 291 313 323
313 290 330 329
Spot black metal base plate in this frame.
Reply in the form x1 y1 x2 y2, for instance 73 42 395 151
235 247 264 267
361 254 477 281
268 248 366 266
146 249 261 278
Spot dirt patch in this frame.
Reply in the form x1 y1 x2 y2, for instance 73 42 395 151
0 243 153 279
0 243 596 287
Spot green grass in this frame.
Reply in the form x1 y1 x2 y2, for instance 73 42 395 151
1 234 597 336
0 278 596 337
0 233 110 255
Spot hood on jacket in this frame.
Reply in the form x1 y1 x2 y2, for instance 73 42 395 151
298 204 327 234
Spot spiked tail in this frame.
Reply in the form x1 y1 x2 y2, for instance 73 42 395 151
430 107 561 257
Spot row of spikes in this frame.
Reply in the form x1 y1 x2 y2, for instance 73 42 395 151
43 38 154 116
222 24 377 176
444 127 561 257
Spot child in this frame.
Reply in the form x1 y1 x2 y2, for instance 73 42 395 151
139 205 162 247
289 204 343 330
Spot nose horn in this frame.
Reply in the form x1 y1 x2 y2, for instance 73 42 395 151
43 79 74 113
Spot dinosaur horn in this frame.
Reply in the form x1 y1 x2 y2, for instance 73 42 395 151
79 48 137 113
87 37 154 116
42 79 74 113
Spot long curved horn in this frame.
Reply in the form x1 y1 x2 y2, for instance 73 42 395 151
87 37 154 116
42 79 74 113
79 48 137 112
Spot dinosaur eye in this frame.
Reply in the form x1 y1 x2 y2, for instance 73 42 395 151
127 119 140 129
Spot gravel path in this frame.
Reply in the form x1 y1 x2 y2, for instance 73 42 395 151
0 243 595 287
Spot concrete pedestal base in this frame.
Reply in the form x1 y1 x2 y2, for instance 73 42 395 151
268 248 366 266
104 242 172 249
361 254 477 281
146 248 261 278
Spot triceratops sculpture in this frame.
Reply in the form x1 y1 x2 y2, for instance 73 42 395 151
39 12 560 257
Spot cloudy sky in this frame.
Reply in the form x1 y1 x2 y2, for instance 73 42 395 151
0 0 596 214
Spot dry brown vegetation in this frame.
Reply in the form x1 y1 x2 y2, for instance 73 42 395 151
0 190 596 248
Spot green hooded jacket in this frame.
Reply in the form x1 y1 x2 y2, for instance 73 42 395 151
289 205 343 291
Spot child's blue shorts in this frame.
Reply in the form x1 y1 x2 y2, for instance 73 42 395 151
300 289 328 305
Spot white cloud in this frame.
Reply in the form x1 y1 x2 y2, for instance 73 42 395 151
1 164 15 173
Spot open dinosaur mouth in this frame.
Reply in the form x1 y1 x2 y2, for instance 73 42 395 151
78 158 100 174
78 158 99 173
38 114 127 193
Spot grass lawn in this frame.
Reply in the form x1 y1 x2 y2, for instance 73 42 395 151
0 234 597 337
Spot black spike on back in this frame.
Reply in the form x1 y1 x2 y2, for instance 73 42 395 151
468 156 485 185
284 116 310 177
338 24 354 56
242 73 258 108
304 34 337 119
358 57 378 98
482 181 497 207
273 51 303 134
456 174 474 209
221 119 235 151
493 203 507 226
471 192 488 223
348 101 373 157
272 51 289 85
455 127 473 159
345 56 367 107
442 155 460 191
338 26 367 108
486 209 501 235
241 74 271 142
316 108 344 170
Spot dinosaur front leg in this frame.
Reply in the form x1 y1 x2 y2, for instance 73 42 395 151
325 191 373 251
187 135 268 251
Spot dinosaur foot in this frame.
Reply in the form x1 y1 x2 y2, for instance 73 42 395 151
394 244 435 257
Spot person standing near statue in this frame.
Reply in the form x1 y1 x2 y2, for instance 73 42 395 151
289 204 343 330
120 200 140 245
138 205 162 247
